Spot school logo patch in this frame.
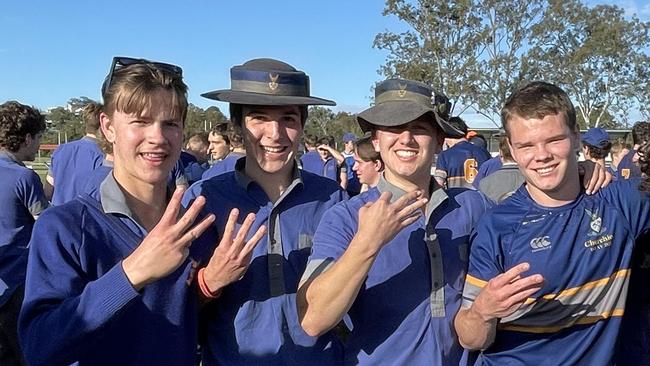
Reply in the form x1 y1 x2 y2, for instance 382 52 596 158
585 208 606 236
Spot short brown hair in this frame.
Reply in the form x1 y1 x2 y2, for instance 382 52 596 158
0 101 46 152
355 135 381 163
498 135 513 162
102 63 188 123
501 81 577 137
82 101 102 134
631 121 650 146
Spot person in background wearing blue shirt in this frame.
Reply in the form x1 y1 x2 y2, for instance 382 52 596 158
184 58 346 365
342 132 361 196
0 101 49 366
298 78 493 365
317 136 347 187
299 133 322 174
617 121 649 180
455 81 650 366
19 57 257 366
206 122 230 164
182 132 210 184
202 123 246 180
435 116 491 189
351 135 383 193
45 102 105 205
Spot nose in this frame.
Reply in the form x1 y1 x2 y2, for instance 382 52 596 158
397 129 415 145
533 143 552 161
352 162 359 172
147 123 167 145
268 120 281 140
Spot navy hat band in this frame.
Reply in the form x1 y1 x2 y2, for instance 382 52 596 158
231 69 309 96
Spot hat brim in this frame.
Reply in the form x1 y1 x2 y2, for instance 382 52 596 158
357 100 463 138
201 90 336 106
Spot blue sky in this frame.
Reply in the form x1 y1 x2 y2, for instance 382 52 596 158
1 0 648 128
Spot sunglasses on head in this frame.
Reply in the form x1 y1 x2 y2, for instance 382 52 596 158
101 56 183 96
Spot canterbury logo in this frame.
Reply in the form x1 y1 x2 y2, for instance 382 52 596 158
530 236 551 252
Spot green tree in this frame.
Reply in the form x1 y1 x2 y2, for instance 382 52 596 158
528 0 650 128
374 0 483 115
185 104 207 137
374 0 544 125
46 107 83 144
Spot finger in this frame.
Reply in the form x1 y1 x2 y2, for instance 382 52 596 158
178 214 215 245
493 262 532 287
230 213 257 255
175 195 207 234
397 197 428 219
504 282 545 309
505 274 544 295
398 211 422 228
240 224 267 259
159 186 186 226
220 208 240 250
377 191 393 204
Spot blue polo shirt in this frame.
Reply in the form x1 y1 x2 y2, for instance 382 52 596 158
462 181 650 366
436 141 491 188
202 152 244 180
19 173 201 366
300 150 322 175
303 176 492 365
184 161 209 185
180 150 197 167
343 152 361 195
183 159 347 365
322 157 340 182
0 151 49 307
473 156 502 188
616 149 641 180
49 136 104 205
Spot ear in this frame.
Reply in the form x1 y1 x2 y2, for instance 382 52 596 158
371 130 380 152
435 134 445 154
373 159 384 172
507 138 520 165
100 112 116 143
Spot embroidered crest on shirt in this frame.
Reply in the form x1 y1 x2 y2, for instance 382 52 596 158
583 208 613 251
530 236 551 252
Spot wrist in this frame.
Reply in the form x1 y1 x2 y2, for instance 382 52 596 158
121 258 147 291
469 303 495 323
198 268 222 299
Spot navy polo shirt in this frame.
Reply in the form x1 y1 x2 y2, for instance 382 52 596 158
343 152 360 194
0 151 49 307
616 149 642 180
300 150 322 175
462 181 650 365
180 150 198 167
436 141 491 188
20 173 201 366
49 136 104 205
183 159 347 366
473 156 502 188
303 176 492 365
202 152 245 180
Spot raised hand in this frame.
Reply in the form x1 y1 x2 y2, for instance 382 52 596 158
122 187 215 291
579 160 612 195
471 262 544 321
202 208 267 294
354 190 428 254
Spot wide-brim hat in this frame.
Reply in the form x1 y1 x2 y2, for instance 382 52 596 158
357 79 463 138
201 58 335 106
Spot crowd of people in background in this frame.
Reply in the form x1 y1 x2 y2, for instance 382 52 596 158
0 56 649 366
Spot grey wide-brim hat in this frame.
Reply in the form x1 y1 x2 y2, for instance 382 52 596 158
357 79 464 138
201 58 335 106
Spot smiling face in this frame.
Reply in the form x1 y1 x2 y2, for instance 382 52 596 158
372 117 443 188
241 105 302 178
507 112 581 205
101 88 183 190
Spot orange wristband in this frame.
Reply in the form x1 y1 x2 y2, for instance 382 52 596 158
198 268 222 299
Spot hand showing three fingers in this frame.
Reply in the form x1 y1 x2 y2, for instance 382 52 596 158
355 190 428 254
202 208 267 294
122 187 216 291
